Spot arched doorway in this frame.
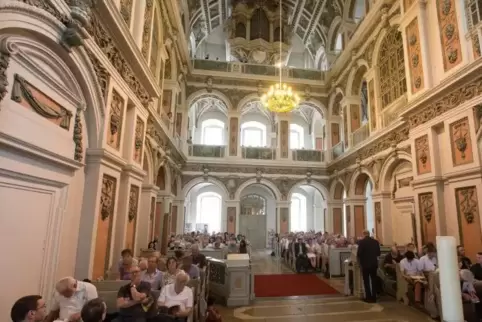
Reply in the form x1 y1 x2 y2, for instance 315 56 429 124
333 182 346 235
352 172 374 238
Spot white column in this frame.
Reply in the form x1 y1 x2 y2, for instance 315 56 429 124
132 0 147 48
436 236 464 322
418 1 432 89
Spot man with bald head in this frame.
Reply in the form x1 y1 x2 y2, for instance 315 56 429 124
357 230 381 303
157 272 193 321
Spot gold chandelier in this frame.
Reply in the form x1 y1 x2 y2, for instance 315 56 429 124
261 83 300 113
260 0 300 113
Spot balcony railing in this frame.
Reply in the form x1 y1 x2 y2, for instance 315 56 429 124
188 145 225 158
331 142 344 160
292 149 324 162
351 124 370 147
192 59 325 81
241 147 276 160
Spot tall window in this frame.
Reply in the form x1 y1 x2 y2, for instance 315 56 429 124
196 192 222 233
241 121 266 147
379 29 406 108
290 193 307 231
335 33 343 52
353 0 366 22
289 124 304 149
466 0 482 30
201 119 225 145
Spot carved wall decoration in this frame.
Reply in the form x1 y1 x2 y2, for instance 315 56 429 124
450 117 473 166
368 80 376 130
128 185 139 222
406 18 425 93
350 104 361 132
404 0 416 12
273 177 297 200
133 117 144 163
280 207 289 233
331 123 340 146
141 0 154 59
120 0 133 26
87 14 150 105
418 192 436 244
345 205 351 236
86 51 109 101
436 0 462 71
162 90 172 115
149 11 159 74
108 89 125 150
472 34 481 59
415 135 431 174
279 120 289 158
0 52 9 103
229 117 239 156
100 175 117 221
333 208 342 234
175 112 182 136
473 105 482 132
227 207 236 234
398 176 413 188
11 74 72 129
408 76 482 128
73 107 84 162
455 186 482 260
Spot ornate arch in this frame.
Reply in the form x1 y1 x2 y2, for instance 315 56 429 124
349 167 376 196
181 176 230 198
237 93 262 111
0 16 104 150
379 151 413 191
142 148 154 184
299 98 327 118
328 90 344 117
345 61 369 96
327 16 343 52
234 178 282 201
329 179 346 200
186 89 233 111
288 180 329 201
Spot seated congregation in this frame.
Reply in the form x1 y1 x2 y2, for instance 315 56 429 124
9 230 250 322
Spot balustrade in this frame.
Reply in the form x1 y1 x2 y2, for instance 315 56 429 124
188 144 226 158
292 149 324 162
331 142 344 160
192 59 325 81
351 124 370 147
241 147 276 160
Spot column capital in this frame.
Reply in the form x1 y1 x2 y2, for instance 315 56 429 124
142 184 160 193
276 201 290 207
275 113 291 122
344 197 366 204
371 191 391 199
327 201 344 206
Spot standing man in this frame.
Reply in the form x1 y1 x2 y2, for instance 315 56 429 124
357 230 381 303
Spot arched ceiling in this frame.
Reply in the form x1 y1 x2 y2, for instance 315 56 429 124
186 0 347 58
190 96 228 127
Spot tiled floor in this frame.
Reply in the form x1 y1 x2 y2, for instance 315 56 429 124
217 250 432 322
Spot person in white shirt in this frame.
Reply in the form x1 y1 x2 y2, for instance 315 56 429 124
157 272 193 320
419 244 437 272
46 277 98 322
399 251 424 304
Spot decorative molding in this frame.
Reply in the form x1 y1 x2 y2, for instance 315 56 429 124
108 89 124 150
73 106 84 162
100 174 117 220
405 18 424 93
0 52 10 103
449 117 473 166
419 192 434 223
435 0 462 71
128 185 139 222
455 186 478 225
415 134 431 175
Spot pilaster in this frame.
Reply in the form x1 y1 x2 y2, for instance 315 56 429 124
327 201 343 234
371 192 393 245
131 0 147 49
158 196 172 255
340 96 359 149
228 111 241 158
139 184 159 249
172 199 185 234
344 196 367 238
276 113 291 160
276 201 290 233
226 200 240 234
364 68 378 133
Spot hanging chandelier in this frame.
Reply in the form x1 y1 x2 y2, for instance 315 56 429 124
260 0 300 113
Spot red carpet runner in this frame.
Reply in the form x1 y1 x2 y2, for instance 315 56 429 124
254 274 339 297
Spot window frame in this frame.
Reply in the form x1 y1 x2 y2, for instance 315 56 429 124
290 193 307 232
240 121 267 147
196 192 222 233
201 119 225 145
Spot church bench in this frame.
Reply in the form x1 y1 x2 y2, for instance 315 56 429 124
377 255 396 297
395 263 409 305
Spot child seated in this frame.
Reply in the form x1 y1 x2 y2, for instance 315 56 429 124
206 296 222 322
460 269 480 303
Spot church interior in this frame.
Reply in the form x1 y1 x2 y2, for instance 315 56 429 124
2 0 482 321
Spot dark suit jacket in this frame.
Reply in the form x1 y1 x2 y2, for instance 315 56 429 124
294 242 307 257
357 236 381 269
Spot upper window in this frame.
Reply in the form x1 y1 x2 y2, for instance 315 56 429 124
335 33 343 52
353 0 366 23
465 0 482 29
378 29 407 108
201 119 224 145
289 124 305 149
290 193 307 232
196 192 222 233
241 121 267 147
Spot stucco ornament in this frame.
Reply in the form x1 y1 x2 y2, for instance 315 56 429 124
202 166 209 181
0 51 9 104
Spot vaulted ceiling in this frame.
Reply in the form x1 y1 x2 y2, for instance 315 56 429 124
186 0 349 58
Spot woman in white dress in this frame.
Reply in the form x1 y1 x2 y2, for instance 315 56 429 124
306 239 317 268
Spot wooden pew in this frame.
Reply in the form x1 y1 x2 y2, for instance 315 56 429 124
395 263 409 305
377 255 396 297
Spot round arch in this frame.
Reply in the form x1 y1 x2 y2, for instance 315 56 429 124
299 98 327 118
328 90 344 117
345 62 369 96
379 151 413 191
372 27 393 67
287 180 329 201
182 176 230 199
234 178 282 201
186 89 234 111
348 168 376 196
329 179 346 200
237 93 261 111
142 150 154 184
0 21 104 150
156 165 168 190
327 16 343 52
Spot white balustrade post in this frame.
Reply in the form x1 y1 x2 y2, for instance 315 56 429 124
436 236 464 322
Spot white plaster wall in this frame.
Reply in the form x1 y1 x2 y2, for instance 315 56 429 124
389 164 414 245
290 114 314 149
185 183 227 233
239 185 276 233
240 113 272 147
192 110 228 145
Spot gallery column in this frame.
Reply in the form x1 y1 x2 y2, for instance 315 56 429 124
138 184 159 248
227 111 240 158
327 201 343 234
276 201 290 233
226 200 240 234
159 197 172 255
371 192 392 245
172 199 184 234
276 114 291 160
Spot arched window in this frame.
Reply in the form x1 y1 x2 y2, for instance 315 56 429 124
290 193 307 232
201 119 225 145
335 33 343 52
365 181 374 236
196 192 222 233
240 121 267 147
289 124 304 149
379 29 407 108
353 0 366 22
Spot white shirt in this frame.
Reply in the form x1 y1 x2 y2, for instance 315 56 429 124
157 283 193 310
51 281 98 320
419 255 437 271
400 258 421 276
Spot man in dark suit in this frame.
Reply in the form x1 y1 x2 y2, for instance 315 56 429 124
357 230 381 303
294 237 309 272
